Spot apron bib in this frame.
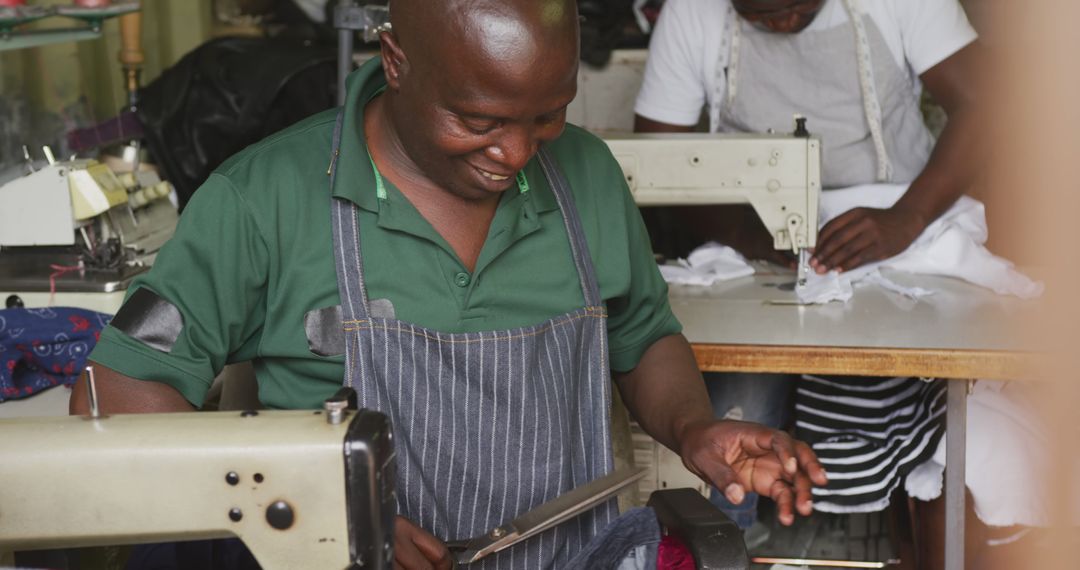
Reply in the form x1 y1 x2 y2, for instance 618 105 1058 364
327 112 618 569
713 0 934 188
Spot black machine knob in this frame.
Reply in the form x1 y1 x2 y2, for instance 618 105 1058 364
5 295 24 309
266 500 295 530
793 115 810 138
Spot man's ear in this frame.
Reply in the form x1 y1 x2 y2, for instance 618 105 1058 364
379 31 408 90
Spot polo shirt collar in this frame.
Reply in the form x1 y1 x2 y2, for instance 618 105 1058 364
329 57 385 212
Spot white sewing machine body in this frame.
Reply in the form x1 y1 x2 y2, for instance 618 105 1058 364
0 159 177 252
604 132 822 253
0 159 179 303
0 405 396 570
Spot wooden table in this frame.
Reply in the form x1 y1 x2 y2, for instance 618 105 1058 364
670 267 1040 570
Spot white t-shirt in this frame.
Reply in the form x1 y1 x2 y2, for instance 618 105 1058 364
635 0 978 127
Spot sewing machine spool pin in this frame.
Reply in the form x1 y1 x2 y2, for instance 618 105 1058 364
85 365 101 419
21 145 35 173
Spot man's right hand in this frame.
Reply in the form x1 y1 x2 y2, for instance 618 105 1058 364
394 516 452 570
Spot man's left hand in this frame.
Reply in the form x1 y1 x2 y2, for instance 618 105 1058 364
810 207 926 273
678 420 828 526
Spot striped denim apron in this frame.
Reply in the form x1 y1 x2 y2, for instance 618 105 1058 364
327 112 618 569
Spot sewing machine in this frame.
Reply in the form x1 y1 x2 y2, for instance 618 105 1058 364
0 154 178 309
603 120 822 283
0 154 176 257
0 387 397 569
0 375 750 570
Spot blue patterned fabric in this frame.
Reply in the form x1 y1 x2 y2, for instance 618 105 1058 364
0 307 111 402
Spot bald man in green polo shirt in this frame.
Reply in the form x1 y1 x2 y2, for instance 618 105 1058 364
73 0 826 567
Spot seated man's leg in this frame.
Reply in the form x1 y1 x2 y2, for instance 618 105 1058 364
704 372 795 529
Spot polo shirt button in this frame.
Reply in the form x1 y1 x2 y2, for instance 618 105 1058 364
454 272 471 287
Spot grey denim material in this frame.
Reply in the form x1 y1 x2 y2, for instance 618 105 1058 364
565 507 660 570
304 305 344 357
305 300 394 357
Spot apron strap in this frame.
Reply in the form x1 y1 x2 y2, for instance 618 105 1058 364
328 108 374 323
535 146 604 309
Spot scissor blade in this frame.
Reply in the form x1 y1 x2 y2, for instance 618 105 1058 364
455 466 647 564
510 466 647 544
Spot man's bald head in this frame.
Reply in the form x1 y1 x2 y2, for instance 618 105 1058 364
389 0 579 80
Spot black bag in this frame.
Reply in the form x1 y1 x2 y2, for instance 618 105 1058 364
579 0 635 67
136 37 337 208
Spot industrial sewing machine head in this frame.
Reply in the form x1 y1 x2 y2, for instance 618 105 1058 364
604 117 821 286
0 149 179 297
0 385 397 569
0 148 178 265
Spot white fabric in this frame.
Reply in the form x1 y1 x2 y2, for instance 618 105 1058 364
635 0 978 127
796 185 1044 304
658 242 754 285
904 381 1063 528
797 271 854 304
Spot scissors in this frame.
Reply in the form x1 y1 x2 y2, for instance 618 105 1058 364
445 466 647 566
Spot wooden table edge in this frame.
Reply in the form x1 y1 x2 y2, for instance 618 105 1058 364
690 344 1038 380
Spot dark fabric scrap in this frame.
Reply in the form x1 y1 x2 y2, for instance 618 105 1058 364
109 288 185 354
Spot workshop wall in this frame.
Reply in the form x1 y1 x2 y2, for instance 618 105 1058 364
0 0 214 173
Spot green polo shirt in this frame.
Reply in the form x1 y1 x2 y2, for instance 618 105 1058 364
90 58 681 410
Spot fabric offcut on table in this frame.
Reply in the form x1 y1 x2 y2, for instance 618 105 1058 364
658 242 754 286
798 184 1044 304
0 307 111 402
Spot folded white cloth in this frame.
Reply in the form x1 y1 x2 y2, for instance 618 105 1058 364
659 242 754 286
797 185 1044 304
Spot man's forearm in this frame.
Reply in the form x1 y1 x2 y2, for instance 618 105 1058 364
895 44 984 227
69 364 196 415
893 105 981 227
613 334 714 454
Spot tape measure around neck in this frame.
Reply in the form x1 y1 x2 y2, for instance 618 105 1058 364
841 0 893 182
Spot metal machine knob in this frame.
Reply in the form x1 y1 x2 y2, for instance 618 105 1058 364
323 387 358 424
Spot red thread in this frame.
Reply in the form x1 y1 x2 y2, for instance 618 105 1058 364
49 263 84 306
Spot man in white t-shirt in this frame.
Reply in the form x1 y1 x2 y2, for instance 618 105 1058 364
633 0 982 561
636 0 979 269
